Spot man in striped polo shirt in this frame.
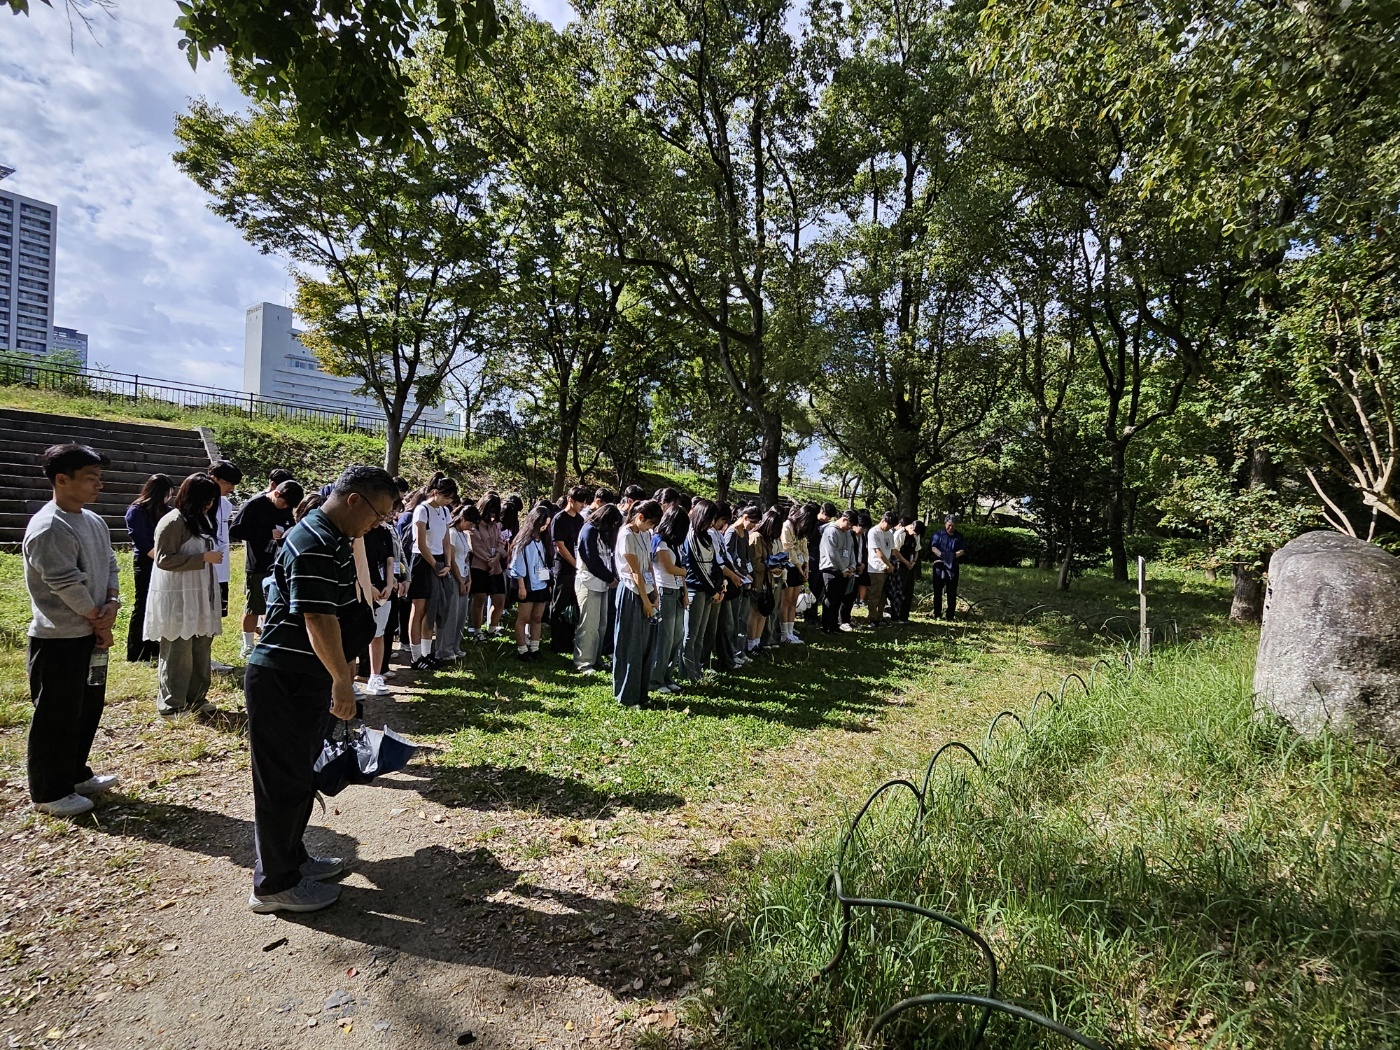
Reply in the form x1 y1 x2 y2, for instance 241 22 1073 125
244 466 399 914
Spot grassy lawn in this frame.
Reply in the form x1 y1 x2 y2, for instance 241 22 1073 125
2 545 1392 1048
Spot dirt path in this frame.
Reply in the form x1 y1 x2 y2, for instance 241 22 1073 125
0 679 718 1050
0 611 1092 1050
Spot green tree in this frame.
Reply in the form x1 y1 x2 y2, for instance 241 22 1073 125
579 0 821 508
173 97 501 474
8 0 499 148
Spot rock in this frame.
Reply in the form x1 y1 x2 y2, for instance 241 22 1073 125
1255 531 1400 747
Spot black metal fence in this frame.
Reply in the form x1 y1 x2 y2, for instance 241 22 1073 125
0 356 481 448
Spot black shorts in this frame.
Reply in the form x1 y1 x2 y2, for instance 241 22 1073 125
519 587 549 605
219 581 229 617
408 555 441 600
245 571 270 615
786 566 805 588
470 567 505 594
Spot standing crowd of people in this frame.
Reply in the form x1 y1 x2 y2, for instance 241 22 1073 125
21 443 968 913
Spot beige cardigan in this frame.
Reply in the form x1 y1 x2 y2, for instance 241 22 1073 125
152 509 214 571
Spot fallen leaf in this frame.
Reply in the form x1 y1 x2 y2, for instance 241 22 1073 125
632 978 644 991
564 1021 574 1031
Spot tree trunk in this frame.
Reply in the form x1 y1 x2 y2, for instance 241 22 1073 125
716 462 734 505
384 425 405 476
895 471 921 521
1107 443 1129 582
1057 536 1074 592
551 419 575 504
1230 446 1278 624
757 412 782 509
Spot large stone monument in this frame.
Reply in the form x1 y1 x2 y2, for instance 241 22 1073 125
1254 531 1400 748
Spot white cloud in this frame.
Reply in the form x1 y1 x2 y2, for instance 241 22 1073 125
1 3 288 386
0 0 570 389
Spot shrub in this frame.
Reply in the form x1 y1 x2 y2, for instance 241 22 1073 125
956 523 1042 567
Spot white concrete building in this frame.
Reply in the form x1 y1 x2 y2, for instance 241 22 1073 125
50 326 88 369
243 302 447 425
0 173 58 358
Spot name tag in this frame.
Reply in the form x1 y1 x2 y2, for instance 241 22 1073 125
533 565 551 584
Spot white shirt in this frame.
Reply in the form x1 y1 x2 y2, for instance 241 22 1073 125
652 537 684 591
412 502 450 557
215 496 232 584
450 529 471 576
616 526 655 594
867 525 897 573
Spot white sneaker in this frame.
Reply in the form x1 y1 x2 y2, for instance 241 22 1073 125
34 793 94 817
239 641 255 659
210 659 234 672
839 623 854 633
784 633 805 645
74 774 120 795
364 675 391 696
352 682 366 699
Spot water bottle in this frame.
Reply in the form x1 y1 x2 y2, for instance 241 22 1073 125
87 648 109 688
648 611 663 626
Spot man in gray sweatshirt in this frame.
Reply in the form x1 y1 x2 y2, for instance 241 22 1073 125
818 511 857 634
23 444 122 817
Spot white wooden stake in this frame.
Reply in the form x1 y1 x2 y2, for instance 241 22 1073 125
1138 555 1149 657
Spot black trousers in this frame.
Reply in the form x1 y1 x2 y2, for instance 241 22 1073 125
126 555 160 663
245 663 331 896
933 570 960 619
27 635 106 804
549 569 578 652
820 572 848 633
806 565 826 624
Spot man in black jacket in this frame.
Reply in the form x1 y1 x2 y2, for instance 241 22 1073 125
229 478 303 657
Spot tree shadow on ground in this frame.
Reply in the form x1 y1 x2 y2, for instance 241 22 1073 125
428 763 684 817
90 802 694 1002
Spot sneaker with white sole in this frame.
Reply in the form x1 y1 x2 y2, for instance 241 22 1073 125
239 641 255 659
248 877 341 913
74 774 120 796
300 856 346 881
34 793 94 817
364 675 390 696
839 623 855 633
210 659 234 672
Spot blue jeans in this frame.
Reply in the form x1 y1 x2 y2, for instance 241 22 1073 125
613 587 655 707
649 587 685 689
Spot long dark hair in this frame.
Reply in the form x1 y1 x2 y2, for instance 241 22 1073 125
689 498 719 537
477 492 502 523
757 507 782 543
656 506 688 549
511 503 553 557
131 473 173 520
591 503 623 548
172 473 220 537
629 499 663 527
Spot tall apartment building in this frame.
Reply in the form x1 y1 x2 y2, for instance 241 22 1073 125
243 302 447 425
0 175 58 357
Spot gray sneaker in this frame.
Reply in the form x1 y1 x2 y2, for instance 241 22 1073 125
248 877 341 914
300 856 346 882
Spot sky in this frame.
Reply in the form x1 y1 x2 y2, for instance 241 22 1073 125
0 0 574 388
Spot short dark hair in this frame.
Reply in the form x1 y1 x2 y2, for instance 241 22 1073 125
593 487 615 504
840 509 856 523
881 511 898 527
820 501 839 518
654 487 681 505
275 479 305 505
392 475 410 493
568 484 593 504
268 468 294 487
739 504 763 522
333 465 398 503
209 460 243 484
622 484 647 502
41 443 108 481
453 503 481 525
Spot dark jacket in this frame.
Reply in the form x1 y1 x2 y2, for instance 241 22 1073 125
576 522 617 586
682 531 721 594
228 492 294 576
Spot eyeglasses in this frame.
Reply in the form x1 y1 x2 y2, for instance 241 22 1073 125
360 494 396 525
